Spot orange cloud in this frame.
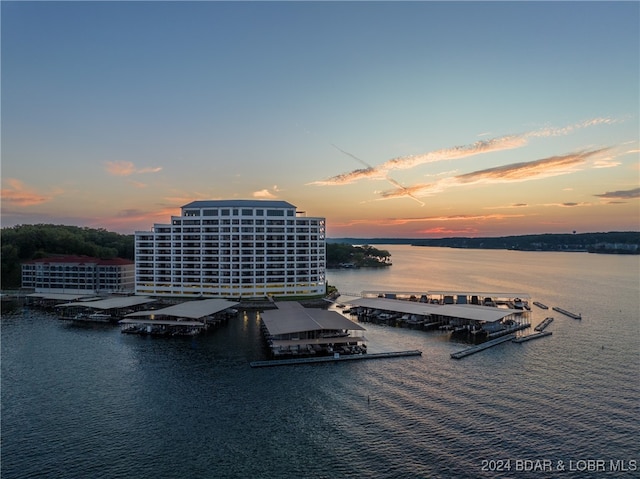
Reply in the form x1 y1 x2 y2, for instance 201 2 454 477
330 213 527 229
253 185 281 199
310 135 526 186
484 203 529 210
381 149 608 200
104 160 162 176
416 226 480 236
0 178 57 206
540 202 592 208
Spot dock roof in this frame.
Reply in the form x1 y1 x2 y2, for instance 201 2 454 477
29 293 98 301
346 297 520 323
261 302 366 336
57 296 156 310
119 319 204 327
125 298 238 320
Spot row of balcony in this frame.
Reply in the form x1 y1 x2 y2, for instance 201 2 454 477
136 279 324 287
138 237 322 245
136 261 324 273
137 271 321 278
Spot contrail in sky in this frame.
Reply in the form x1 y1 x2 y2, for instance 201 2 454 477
330 144 425 206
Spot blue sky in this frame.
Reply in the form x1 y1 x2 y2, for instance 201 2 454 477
2 1 638 237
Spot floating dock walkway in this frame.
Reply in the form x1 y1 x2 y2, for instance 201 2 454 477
450 335 515 360
250 350 422 368
552 307 582 319
533 301 549 309
534 317 554 331
513 331 552 343
487 322 530 338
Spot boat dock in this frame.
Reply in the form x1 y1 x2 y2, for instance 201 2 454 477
552 306 582 319
513 331 552 343
533 301 548 309
250 350 422 368
450 335 515 360
486 322 530 338
534 317 554 331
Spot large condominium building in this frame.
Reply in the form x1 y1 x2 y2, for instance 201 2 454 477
135 200 326 298
22 255 135 294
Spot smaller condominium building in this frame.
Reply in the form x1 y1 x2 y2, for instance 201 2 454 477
135 200 326 298
22 256 135 294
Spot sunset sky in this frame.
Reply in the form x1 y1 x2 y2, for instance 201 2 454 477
2 1 639 238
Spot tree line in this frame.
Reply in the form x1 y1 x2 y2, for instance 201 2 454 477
326 243 391 268
329 232 640 253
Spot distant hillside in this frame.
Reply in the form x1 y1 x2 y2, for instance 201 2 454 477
328 232 640 254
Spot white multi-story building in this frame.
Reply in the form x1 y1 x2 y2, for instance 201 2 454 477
22 255 135 294
135 200 326 298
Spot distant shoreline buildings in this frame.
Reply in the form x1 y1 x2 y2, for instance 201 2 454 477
134 200 326 298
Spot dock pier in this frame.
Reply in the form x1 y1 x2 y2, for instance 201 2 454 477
552 307 581 319
450 335 515 359
513 331 552 343
250 350 422 368
534 317 554 331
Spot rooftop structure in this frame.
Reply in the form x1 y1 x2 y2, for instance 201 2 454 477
135 200 326 298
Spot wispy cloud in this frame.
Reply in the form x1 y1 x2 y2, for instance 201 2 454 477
380 149 608 200
253 185 281 199
541 202 592 208
126 179 149 189
310 117 616 187
592 156 621 169
332 213 527 228
104 160 163 176
594 187 640 200
484 203 530 210
0 178 60 206
310 135 526 186
526 117 616 138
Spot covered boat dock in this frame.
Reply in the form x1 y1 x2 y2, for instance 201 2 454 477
260 301 367 358
344 294 529 339
119 298 239 336
57 296 158 322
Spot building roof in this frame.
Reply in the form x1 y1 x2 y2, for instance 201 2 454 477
345 297 520 323
125 298 239 320
261 301 366 336
181 199 296 209
22 255 133 266
57 296 156 310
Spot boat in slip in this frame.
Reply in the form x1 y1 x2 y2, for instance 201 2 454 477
72 312 112 323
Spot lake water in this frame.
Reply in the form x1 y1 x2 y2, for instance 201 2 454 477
2 246 639 478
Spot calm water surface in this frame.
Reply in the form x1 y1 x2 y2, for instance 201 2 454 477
2 247 639 478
